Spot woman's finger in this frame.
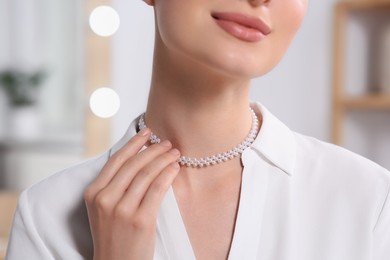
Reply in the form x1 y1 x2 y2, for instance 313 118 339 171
115 148 181 213
136 161 180 219
88 128 151 193
101 140 174 198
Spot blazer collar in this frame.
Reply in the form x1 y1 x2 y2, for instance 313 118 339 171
249 101 297 176
110 101 297 176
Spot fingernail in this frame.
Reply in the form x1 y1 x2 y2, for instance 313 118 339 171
160 140 171 147
169 148 180 156
138 128 150 136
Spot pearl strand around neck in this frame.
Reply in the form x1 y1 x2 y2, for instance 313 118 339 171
137 107 259 168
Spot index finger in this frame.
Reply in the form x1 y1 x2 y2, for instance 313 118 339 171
90 127 151 191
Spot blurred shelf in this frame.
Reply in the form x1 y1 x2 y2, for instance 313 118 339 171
0 132 83 153
337 0 390 10
342 94 390 110
332 1 390 145
0 192 19 260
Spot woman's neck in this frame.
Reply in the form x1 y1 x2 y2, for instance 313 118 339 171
146 45 254 165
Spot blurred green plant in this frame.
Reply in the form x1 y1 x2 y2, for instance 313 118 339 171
0 70 46 107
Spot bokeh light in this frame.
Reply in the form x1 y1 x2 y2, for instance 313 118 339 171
89 87 120 118
89 6 120 37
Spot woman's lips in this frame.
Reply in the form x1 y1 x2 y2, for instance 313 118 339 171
212 12 271 42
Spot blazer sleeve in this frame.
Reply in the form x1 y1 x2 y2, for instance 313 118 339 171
372 184 390 260
5 190 54 260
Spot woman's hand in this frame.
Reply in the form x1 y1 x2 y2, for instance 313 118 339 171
84 128 181 260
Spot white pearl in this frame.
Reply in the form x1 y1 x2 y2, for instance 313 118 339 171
138 107 258 168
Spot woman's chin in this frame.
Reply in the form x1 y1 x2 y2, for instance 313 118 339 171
203 59 275 81
191 48 277 80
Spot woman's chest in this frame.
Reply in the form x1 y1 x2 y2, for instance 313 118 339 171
178 192 240 259
172 175 242 260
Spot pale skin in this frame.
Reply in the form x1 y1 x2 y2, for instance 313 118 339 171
84 0 308 259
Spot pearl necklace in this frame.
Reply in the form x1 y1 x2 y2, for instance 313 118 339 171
137 107 259 168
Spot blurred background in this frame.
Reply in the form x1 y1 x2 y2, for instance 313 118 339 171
0 0 390 257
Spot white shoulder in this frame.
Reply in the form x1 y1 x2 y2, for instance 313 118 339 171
26 151 109 204
6 152 109 259
294 132 389 213
293 132 390 179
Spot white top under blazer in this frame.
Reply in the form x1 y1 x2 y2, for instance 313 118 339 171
6 101 390 260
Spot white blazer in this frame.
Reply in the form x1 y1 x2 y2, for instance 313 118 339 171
6 101 390 260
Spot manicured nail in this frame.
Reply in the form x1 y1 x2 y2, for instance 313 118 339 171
160 140 171 147
169 148 180 156
138 128 150 136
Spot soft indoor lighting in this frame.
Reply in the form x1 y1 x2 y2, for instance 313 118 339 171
89 6 120 37
89 87 120 118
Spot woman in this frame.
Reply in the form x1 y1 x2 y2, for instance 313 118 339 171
6 0 390 259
